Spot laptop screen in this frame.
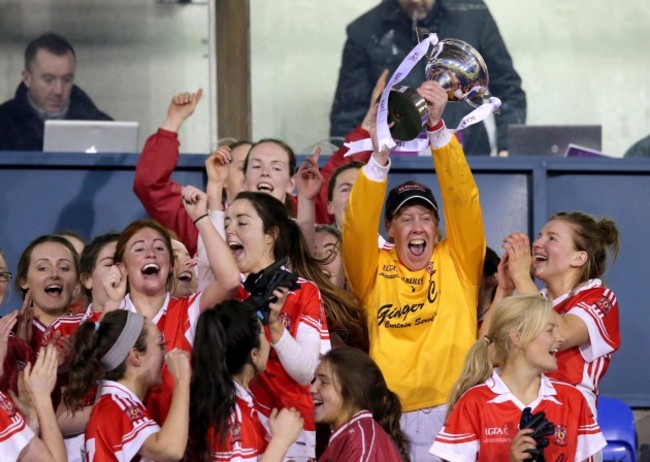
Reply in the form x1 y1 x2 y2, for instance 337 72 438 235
508 125 602 157
43 120 139 153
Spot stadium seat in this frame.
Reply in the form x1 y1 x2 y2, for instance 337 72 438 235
598 396 637 462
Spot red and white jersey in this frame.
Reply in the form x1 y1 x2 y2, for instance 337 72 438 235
0 391 35 462
542 279 620 414
206 382 269 461
430 371 606 462
31 317 49 351
237 278 330 460
0 334 34 396
124 292 202 424
319 410 403 462
85 380 160 462
40 304 103 348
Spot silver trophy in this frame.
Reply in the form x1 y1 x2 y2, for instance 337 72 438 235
388 35 490 141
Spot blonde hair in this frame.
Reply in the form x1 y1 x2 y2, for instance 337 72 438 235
447 295 553 414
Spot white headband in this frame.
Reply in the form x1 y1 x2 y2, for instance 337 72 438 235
100 311 145 371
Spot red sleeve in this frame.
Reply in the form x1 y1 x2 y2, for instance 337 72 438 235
315 126 373 225
134 128 198 255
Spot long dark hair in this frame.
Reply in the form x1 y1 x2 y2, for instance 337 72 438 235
323 348 410 462
235 191 367 349
64 310 148 412
15 234 80 297
189 301 262 461
79 232 120 300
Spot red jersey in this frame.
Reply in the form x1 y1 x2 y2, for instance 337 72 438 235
318 410 403 462
41 304 103 347
85 380 160 462
543 279 620 413
205 383 269 461
431 371 606 462
124 292 201 425
31 317 49 352
0 334 34 396
0 391 35 461
237 278 330 460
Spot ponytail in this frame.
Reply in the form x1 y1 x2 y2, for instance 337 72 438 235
377 389 411 462
447 295 552 418
447 336 493 416
189 301 262 461
64 310 148 412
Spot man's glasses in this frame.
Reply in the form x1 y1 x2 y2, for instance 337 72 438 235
0 271 12 283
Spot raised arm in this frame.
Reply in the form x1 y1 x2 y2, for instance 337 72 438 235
20 346 67 462
316 70 388 224
182 185 240 310
419 81 486 287
133 89 204 255
296 148 323 254
341 103 389 302
140 349 190 462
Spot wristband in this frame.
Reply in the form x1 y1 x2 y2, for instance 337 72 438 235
193 213 209 225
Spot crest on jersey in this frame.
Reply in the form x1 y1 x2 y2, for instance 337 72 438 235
126 406 144 422
554 424 567 446
596 297 612 314
279 312 291 331
0 395 17 416
229 422 242 444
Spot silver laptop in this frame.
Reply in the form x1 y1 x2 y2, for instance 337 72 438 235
43 120 139 153
508 125 602 157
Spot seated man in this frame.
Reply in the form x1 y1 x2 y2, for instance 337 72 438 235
0 32 111 151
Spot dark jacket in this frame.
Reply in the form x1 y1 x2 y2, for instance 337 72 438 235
0 82 112 151
330 0 526 155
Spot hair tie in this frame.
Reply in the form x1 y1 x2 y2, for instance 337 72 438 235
484 335 493 345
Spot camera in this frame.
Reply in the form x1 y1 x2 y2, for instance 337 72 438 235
243 258 300 324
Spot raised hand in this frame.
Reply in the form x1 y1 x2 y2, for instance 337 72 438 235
162 88 204 132
182 185 209 222
269 407 303 446
296 147 323 201
164 348 191 384
15 291 33 346
416 81 448 127
25 345 59 399
362 69 390 130
0 310 18 374
501 232 537 294
103 264 127 312
205 145 232 186
45 330 73 369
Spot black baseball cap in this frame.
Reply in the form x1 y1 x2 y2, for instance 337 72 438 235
385 181 439 220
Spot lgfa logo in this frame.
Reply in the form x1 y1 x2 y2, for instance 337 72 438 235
485 424 510 436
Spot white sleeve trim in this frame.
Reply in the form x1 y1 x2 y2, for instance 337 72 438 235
271 323 321 386
427 122 453 149
566 309 615 362
362 154 391 182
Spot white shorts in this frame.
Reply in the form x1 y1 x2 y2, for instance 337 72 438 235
400 404 447 462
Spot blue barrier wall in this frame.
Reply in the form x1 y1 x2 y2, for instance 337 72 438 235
1 152 648 405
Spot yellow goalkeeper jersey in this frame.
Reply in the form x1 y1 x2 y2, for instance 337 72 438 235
342 134 485 412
